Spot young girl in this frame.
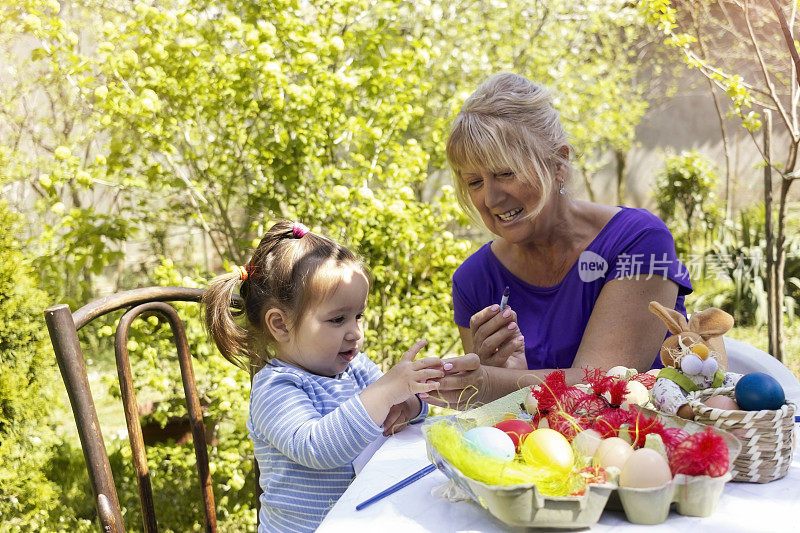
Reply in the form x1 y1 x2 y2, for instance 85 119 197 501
203 220 445 532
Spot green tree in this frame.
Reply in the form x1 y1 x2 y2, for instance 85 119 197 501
643 0 800 361
655 150 724 255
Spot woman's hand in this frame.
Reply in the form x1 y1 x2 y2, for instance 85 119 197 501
464 305 527 369
423 353 492 410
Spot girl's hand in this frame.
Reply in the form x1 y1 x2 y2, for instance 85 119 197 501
381 396 421 436
360 339 443 425
423 353 492 410
379 339 444 405
468 305 527 369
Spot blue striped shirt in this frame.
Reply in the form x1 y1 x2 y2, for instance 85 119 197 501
247 352 428 532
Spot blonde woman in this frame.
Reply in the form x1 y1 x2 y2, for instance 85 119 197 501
429 73 692 409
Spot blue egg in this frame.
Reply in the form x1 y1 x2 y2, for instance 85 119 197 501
735 372 786 411
462 426 516 462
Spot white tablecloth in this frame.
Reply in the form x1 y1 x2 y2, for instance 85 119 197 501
319 424 800 533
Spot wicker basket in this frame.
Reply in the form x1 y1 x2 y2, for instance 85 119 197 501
687 387 796 483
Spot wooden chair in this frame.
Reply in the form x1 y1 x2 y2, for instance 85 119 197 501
44 286 252 533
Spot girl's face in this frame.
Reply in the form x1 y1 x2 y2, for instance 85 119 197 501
279 267 369 377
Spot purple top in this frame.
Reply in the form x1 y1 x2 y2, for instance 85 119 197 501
452 207 692 370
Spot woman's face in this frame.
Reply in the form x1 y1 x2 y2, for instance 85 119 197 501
461 167 551 242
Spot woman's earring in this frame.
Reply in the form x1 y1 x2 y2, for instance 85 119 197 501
558 182 566 195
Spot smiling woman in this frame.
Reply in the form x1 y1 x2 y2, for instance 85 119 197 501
426 73 693 410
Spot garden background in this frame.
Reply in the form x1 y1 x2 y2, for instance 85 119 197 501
2 1 800 531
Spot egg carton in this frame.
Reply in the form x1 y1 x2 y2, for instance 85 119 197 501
422 387 741 528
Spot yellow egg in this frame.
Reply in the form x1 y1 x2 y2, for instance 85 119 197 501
520 428 574 472
593 437 634 470
620 448 672 488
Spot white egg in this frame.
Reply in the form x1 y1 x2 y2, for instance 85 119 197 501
462 426 516 463
624 380 650 406
593 437 634 470
524 388 539 414
572 429 603 458
606 366 631 378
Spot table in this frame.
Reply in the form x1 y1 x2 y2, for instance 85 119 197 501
318 423 800 532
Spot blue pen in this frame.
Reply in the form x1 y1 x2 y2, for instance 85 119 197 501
355 464 437 511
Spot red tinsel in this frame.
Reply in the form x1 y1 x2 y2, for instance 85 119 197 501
630 372 657 390
626 411 665 448
657 426 691 455
547 412 592 441
592 408 634 438
668 427 730 477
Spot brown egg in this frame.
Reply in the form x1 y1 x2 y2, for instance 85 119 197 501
620 448 672 488
704 395 740 411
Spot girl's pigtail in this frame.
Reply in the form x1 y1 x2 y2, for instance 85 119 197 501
203 271 252 370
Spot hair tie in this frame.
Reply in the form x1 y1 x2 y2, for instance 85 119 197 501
234 265 249 281
292 222 310 238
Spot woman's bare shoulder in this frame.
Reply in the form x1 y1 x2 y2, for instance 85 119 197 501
572 201 621 234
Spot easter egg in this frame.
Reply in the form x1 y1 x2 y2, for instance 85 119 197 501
593 437 634 470
620 448 672 488
703 395 740 411
462 426 516 462
520 428 574 472
572 429 603 458
524 388 539 415
494 419 534 451
606 366 631 378
624 380 650 407
735 372 785 411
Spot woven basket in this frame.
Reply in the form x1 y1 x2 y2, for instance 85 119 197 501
687 387 796 483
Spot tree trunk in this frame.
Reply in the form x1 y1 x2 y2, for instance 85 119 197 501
763 111 778 358
615 149 627 206
774 176 792 363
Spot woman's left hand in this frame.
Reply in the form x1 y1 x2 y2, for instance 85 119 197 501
423 353 493 410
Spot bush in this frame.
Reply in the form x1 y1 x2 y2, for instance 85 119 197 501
0 200 66 530
654 150 724 256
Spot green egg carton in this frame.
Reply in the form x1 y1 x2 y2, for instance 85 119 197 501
422 387 742 528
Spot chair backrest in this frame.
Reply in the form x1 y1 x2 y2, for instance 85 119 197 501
44 286 249 533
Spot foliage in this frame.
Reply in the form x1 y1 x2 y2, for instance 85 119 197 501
654 150 724 255
692 204 800 327
0 201 70 530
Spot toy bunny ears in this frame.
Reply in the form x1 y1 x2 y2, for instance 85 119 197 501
648 302 734 340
